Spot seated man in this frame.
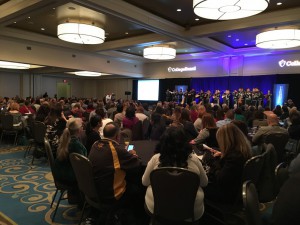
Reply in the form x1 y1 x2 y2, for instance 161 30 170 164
252 113 288 145
89 122 141 203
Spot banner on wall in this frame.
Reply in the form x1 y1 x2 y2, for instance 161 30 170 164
273 84 289 106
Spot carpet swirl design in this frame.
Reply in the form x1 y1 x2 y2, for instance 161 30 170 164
0 147 80 225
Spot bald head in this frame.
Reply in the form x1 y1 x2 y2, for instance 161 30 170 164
267 113 279 126
103 122 120 139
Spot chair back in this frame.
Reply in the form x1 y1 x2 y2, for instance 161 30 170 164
265 132 289 163
132 120 143 140
252 119 268 127
120 128 132 143
242 180 263 225
242 154 264 186
150 167 200 222
33 121 46 144
69 153 99 200
1 113 14 130
142 118 150 139
206 127 219 148
275 162 289 193
257 143 277 202
44 137 55 172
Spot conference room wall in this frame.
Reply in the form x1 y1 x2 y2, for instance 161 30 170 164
0 71 133 99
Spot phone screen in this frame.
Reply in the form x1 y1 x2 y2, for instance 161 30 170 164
127 145 134 151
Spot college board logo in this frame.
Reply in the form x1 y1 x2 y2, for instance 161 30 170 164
167 66 197 72
278 60 286 67
278 59 300 67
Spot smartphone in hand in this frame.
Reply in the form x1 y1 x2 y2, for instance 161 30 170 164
127 144 134 151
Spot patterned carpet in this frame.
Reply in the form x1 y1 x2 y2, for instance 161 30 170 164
0 145 81 225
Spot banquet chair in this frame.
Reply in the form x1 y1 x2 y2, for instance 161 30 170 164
132 120 143 140
120 128 132 143
264 132 289 164
147 167 200 225
257 143 277 202
44 137 73 222
275 162 289 193
242 154 265 187
24 121 46 164
242 180 263 225
69 153 122 225
142 118 150 139
0 113 19 145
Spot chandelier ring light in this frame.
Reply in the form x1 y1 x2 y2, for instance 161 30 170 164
57 22 105 45
256 29 300 49
143 45 176 60
193 0 270 20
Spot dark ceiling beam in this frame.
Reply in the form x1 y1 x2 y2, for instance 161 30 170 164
0 0 69 26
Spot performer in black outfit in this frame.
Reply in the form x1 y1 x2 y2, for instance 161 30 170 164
232 90 239 106
165 89 171 102
265 90 272 109
244 88 252 106
222 90 230 106
212 90 220 105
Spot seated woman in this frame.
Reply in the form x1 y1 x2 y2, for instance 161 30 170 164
204 123 252 204
85 115 102 155
53 118 87 203
122 105 139 130
44 102 67 154
142 127 208 221
190 113 219 148
180 108 198 141
8 102 23 131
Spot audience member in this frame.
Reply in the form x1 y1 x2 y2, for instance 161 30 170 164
85 115 102 155
53 118 87 203
252 113 288 146
216 109 234 127
204 123 252 204
193 105 206 131
142 127 208 221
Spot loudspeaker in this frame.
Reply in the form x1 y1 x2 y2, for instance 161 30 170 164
125 91 131 95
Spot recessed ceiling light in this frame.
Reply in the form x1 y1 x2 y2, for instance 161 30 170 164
177 9 181 12
195 18 199 21
228 35 231 38
277 2 282 6
28 16 31 19
236 39 239 41
13 21 16 24
244 43 248 46
53 7 56 10
128 49 130 51
125 32 129 35
41 28 45 31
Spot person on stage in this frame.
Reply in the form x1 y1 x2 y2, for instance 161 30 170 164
187 89 196 105
212 90 220 105
203 90 211 105
196 90 204 104
265 90 272 109
178 88 183 104
245 88 252 106
251 88 258 108
165 89 171 102
232 90 239 107
237 88 245 107
222 90 230 106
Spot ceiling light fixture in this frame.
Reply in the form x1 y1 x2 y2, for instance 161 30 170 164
0 61 30 69
193 0 269 20
143 45 176 60
57 22 105 44
74 71 102 77
256 29 300 49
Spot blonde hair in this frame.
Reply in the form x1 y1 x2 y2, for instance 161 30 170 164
57 118 82 160
216 123 251 159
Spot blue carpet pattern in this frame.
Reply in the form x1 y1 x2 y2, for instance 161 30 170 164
0 145 81 225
